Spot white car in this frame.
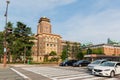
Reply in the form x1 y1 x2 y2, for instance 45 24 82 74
92 61 120 77
87 59 107 70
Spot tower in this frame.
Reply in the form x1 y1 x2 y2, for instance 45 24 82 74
37 17 51 34
34 17 62 62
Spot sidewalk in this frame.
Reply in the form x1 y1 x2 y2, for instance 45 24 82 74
0 64 9 69
0 67 27 80
0 63 54 80
8 63 59 68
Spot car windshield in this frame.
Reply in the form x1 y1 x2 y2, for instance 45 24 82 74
63 60 68 63
76 60 83 64
91 60 101 64
100 62 115 67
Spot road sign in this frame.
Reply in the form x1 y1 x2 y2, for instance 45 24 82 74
4 48 6 53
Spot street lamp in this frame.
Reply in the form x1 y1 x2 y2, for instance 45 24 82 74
4 0 10 25
3 0 10 68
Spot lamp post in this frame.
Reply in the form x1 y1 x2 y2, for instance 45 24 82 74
3 0 10 67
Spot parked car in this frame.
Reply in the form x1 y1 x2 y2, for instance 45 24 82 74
73 60 90 67
59 59 78 66
92 61 120 77
87 59 108 70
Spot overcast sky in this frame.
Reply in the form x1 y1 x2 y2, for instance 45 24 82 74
0 0 120 44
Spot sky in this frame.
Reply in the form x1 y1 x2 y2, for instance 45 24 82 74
1 0 120 44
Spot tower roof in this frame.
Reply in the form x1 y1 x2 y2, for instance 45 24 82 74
39 17 50 23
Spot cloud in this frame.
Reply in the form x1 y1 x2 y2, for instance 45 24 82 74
0 0 77 32
1 0 120 44
9 0 77 13
55 9 120 44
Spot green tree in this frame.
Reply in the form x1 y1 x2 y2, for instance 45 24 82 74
87 48 92 54
0 32 4 63
12 22 34 62
74 44 84 60
0 21 34 63
65 41 70 59
61 49 67 61
92 48 103 54
76 49 84 60
49 51 58 62
49 51 57 56
5 22 13 63
72 42 80 59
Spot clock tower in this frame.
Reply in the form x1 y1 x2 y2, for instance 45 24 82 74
37 17 51 34
35 17 62 62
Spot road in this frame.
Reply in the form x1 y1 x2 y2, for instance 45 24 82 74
0 64 120 80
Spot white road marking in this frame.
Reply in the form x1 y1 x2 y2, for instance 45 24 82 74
52 73 89 79
22 67 119 80
10 68 31 80
105 78 119 80
54 75 94 80
82 77 107 80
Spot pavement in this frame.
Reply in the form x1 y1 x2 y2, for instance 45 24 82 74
0 64 26 80
0 63 55 80
0 68 26 80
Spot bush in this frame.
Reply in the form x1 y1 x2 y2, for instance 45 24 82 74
49 57 59 62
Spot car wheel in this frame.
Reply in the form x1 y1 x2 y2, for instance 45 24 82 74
79 64 82 67
65 64 68 66
110 71 115 77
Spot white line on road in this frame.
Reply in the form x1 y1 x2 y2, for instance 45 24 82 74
54 75 94 80
10 68 31 80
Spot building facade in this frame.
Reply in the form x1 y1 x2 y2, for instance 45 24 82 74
88 44 120 56
32 17 62 62
32 17 81 62
61 40 81 59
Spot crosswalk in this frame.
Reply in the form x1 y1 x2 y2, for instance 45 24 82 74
22 67 119 80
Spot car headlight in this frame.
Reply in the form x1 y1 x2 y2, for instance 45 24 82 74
104 69 110 71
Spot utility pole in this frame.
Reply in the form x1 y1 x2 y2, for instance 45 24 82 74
3 0 10 68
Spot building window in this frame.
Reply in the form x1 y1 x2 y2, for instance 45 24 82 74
50 44 52 47
40 57 41 60
47 44 49 46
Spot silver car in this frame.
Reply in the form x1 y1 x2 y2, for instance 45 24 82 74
92 61 120 77
87 59 108 70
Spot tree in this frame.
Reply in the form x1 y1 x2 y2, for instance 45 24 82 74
49 51 57 56
87 48 92 54
49 51 58 62
5 22 13 63
91 48 103 54
76 50 84 60
74 45 84 60
11 22 34 62
0 21 34 63
71 42 80 59
60 49 67 61
65 41 70 59
0 32 4 63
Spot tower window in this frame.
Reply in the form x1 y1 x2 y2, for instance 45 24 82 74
50 44 52 47
47 44 49 46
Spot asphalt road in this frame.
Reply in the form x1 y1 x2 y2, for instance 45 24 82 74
0 64 51 80
0 64 120 80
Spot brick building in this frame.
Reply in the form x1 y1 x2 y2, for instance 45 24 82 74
88 44 120 56
32 17 62 62
32 17 81 62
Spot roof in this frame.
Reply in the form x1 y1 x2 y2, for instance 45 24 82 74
105 61 120 64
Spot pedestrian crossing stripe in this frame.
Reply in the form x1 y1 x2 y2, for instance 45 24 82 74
51 73 90 79
53 75 94 80
22 67 119 80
